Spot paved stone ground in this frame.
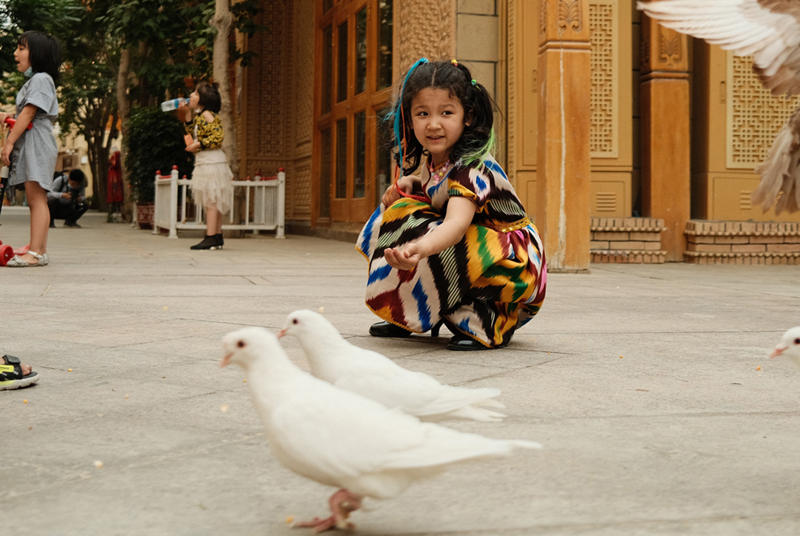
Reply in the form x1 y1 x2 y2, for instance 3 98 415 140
2 207 799 536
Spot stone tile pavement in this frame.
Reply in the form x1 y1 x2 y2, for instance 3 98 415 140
2 208 799 535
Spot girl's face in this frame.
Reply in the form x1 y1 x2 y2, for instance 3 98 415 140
14 41 30 73
410 87 467 166
189 90 201 110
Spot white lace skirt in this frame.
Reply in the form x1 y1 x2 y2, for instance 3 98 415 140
192 149 233 214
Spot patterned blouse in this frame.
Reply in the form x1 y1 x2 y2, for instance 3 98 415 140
422 155 530 231
184 112 224 150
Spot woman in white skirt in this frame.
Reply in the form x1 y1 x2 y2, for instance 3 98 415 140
179 82 233 250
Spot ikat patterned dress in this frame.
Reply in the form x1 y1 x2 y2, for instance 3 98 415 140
357 155 547 348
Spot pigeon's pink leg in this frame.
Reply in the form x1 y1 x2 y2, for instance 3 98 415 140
293 489 363 533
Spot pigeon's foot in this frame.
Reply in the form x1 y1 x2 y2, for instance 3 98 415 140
330 489 362 528
294 489 362 532
292 515 338 532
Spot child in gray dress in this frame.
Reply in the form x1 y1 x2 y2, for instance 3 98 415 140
1 31 62 267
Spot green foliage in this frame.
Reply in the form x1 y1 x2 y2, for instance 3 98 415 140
102 0 216 102
231 0 265 66
0 0 83 103
0 0 264 207
125 107 193 203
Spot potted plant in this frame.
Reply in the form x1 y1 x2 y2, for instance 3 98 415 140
125 107 193 228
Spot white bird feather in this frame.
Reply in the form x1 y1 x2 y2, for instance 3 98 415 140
279 309 506 422
220 327 540 530
638 0 800 213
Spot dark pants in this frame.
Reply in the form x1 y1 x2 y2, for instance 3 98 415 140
48 198 88 225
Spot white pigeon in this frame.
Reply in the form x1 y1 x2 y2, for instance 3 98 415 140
278 309 506 422
637 0 800 214
769 326 800 367
220 326 540 533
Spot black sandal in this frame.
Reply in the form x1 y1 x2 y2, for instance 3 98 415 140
446 334 492 351
0 355 39 390
369 321 412 338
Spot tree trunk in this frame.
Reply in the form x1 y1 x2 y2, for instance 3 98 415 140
212 0 239 178
116 47 133 220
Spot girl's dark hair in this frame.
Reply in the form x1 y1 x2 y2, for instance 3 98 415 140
392 60 495 174
196 81 221 113
19 31 62 84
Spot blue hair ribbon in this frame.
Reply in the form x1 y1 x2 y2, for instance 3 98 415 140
393 57 429 167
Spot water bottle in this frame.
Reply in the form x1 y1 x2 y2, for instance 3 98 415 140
160 98 189 112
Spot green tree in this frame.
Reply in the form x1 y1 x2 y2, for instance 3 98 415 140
1 0 262 213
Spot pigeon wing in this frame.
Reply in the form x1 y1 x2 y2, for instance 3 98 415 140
266 378 526 482
638 0 800 94
333 356 503 418
265 379 440 480
753 107 800 213
638 0 800 213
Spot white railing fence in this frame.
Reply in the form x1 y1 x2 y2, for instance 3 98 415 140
153 166 285 239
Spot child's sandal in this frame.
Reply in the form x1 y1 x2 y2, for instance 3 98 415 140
6 251 47 267
0 355 39 390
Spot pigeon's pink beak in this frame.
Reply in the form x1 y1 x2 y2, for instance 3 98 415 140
220 353 233 368
770 346 786 359
277 328 287 338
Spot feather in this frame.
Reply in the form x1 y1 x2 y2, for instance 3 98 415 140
638 0 800 213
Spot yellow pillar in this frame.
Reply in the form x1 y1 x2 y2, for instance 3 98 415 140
536 0 592 271
640 17 691 261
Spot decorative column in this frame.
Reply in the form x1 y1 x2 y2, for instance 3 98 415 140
536 0 592 271
640 17 691 261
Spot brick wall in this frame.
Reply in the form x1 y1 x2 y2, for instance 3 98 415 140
590 217 666 263
685 221 800 264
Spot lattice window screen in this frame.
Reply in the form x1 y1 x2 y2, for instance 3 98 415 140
727 54 800 169
589 0 617 158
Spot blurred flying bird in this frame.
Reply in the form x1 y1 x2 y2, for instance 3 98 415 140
638 0 800 213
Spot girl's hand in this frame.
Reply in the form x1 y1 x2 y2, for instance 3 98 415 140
185 140 201 153
382 184 402 207
1 141 12 166
384 240 426 271
382 175 418 206
177 103 191 123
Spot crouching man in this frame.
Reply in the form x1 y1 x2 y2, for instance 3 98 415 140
48 169 88 228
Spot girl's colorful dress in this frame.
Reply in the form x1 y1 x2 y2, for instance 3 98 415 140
357 155 547 348
185 113 233 214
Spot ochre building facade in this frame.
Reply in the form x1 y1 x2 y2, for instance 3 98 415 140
233 0 800 268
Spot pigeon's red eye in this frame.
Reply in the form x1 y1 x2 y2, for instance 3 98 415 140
292 318 299 325
237 340 245 348
794 338 800 345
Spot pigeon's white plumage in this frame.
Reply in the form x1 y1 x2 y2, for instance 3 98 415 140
279 310 506 422
638 0 800 214
220 327 540 531
770 326 800 367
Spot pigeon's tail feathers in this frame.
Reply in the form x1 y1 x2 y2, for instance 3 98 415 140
446 405 507 423
382 426 541 471
415 385 504 419
476 396 506 410
754 108 800 214
507 439 543 450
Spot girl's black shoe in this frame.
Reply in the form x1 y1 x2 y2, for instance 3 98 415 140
190 235 222 250
369 321 412 338
213 233 224 247
447 334 490 351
